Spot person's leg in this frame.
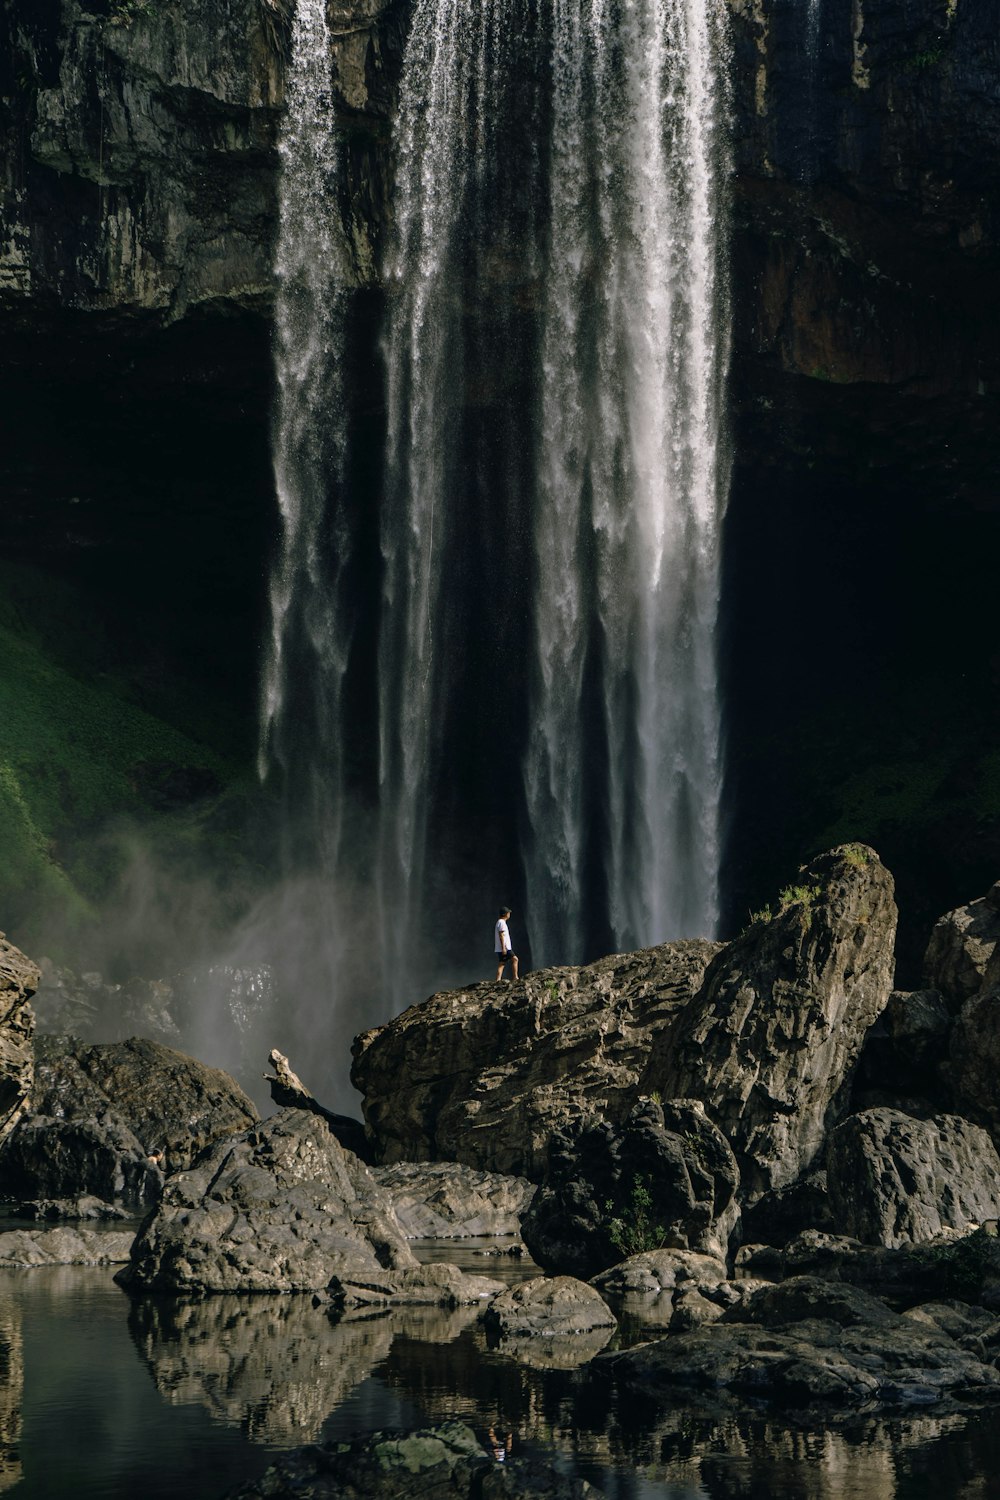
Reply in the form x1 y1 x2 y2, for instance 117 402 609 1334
496 956 506 981
511 954 519 980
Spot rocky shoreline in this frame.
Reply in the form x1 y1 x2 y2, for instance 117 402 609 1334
4 844 1000 1493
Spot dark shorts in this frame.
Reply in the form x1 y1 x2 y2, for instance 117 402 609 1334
495 950 516 963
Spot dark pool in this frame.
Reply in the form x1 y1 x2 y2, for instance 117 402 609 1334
3 1246 1000 1499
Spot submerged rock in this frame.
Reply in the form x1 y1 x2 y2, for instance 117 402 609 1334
826 1108 1000 1247
653 846 897 1203
224 1421 605 1498
521 1097 738 1278
0 932 38 1152
1 1036 258 1207
352 940 720 1179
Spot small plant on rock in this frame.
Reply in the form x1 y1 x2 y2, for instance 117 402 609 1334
605 1175 666 1259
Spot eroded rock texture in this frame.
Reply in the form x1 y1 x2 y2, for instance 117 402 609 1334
1 1035 258 1205
520 1098 739 1278
352 942 720 1179
119 1108 416 1294
654 847 897 1203
826 1109 1000 1248
0 932 37 1151
371 1160 535 1240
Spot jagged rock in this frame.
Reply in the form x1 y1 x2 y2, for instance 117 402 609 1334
352 941 720 1179
0 1226 133 1267
924 890 1000 1007
651 846 897 1204
371 1160 536 1239
1 1036 258 1206
0 932 38 1152
264 1047 371 1159
224 1422 605 1499
826 1109 1000 1248
117 1108 418 1294
484 1277 616 1370
948 987 1000 1136
16 1196 130 1222
770 1227 1000 1310
602 1274 1000 1411
521 1097 739 1278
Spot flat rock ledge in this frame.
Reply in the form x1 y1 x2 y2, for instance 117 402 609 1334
224 1421 604 1499
371 1159 536 1239
0 1226 134 1267
600 1275 1000 1415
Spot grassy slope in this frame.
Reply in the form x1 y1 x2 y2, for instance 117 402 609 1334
0 562 254 957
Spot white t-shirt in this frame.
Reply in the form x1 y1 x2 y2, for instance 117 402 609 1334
495 918 511 955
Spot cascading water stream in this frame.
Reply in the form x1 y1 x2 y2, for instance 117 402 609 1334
523 0 731 963
259 0 353 871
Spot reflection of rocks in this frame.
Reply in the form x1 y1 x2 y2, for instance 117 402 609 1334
484 1277 615 1370
119 1108 416 1294
521 1097 738 1277
0 1302 21 1493
226 1421 606 1499
653 847 897 1204
827 1109 1000 1247
353 940 720 1178
3 1036 257 1207
0 1227 133 1266
130 1295 399 1444
372 1160 535 1239
0 932 38 1153
601 1275 1000 1412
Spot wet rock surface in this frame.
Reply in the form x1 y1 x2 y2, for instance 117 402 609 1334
225 1421 605 1499
521 1097 738 1277
1 1035 258 1206
826 1108 1000 1247
654 847 897 1203
353 941 720 1178
0 932 38 1152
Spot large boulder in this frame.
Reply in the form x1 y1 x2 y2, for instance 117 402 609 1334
948 987 1000 1136
0 933 38 1151
520 1098 739 1278
826 1109 1000 1248
483 1277 617 1369
352 941 720 1179
924 883 1000 1007
854 989 953 1113
118 1109 419 1295
651 846 897 1203
0 1036 258 1206
0 1226 133 1267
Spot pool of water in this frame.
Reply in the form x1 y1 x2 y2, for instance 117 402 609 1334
3 1248 1000 1499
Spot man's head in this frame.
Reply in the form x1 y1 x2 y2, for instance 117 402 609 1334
499 906 511 918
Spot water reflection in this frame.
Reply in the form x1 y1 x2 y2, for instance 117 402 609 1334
4 1263 1000 1499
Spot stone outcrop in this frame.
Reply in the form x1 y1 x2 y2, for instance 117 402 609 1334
0 932 37 1152
602 1274 1000 1412
826 1109 1000 1248
371 1160 536 1240
225 1422 605 1500
520 1098 739 1278
948 987 1000 1136
352 941 720 1178
0 1035 258 1205
924 885 1000 1007
118 1108 417 1294
0 1226 133 1266
855 988 953 1113
652 846 897 1203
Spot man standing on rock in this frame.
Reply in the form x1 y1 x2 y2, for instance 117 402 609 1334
495 907 520 981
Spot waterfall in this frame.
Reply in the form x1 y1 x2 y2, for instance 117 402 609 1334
523 0 731 962
259 0 353 870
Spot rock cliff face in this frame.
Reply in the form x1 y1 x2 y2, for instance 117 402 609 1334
0 933 37 1150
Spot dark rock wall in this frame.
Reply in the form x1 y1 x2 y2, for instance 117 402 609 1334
1 0 997 965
